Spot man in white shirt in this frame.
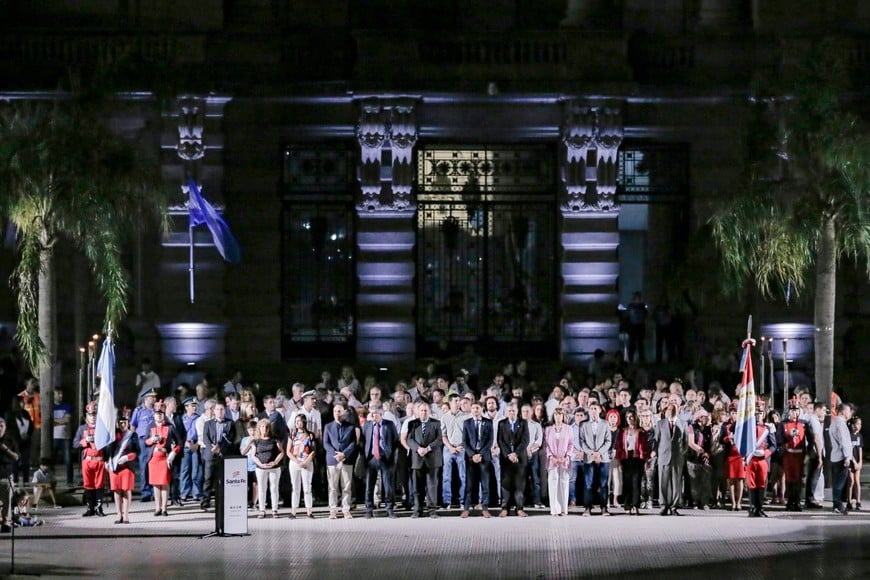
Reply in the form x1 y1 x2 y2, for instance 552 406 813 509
440 394 469 508
290 390 323 441
135 359 161 399
222 369 243 396
801 400 826 508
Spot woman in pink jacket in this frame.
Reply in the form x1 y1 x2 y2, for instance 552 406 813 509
545 408 574 516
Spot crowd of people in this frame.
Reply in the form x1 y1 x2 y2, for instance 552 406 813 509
0 357 864 531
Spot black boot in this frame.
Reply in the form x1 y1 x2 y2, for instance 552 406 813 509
754 488 768 517
95 490 106 517
790 482 803 512
82 490 96 517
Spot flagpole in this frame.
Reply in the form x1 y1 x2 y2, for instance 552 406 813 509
189 223 195 304
782 338 789 413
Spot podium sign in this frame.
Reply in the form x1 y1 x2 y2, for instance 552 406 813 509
218 456 249 535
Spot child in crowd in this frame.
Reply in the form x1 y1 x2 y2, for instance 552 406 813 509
241 420 258 509
32 458 60 509
12 490 43 527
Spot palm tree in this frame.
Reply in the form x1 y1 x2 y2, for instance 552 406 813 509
711 39 870 406
0 96 167 458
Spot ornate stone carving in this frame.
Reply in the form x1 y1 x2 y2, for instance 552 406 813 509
593 107 623 212
177 97 205 162
356 97 419 213
388 99 417 211
560 102 623 213
356 98 388 212
561 104 595 212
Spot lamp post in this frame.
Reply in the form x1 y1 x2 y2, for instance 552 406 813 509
759 336 766 396
77 347 85 422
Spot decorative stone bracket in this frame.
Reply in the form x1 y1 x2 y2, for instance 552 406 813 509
177 96 205 162
355 97 419 212
560 100 623 213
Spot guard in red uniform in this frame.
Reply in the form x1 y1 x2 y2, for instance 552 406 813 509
747 398 777 517
74 402 106 517
779 398 808 512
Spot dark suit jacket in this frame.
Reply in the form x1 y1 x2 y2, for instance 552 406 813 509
463 416 494 462
323 420 359 466
202 418 239 461
497 418 530 465
407 418 443 469
362 420 398 463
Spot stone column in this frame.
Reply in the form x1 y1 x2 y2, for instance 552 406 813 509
354 97 420 364
153 94 233 372
559 100 624 363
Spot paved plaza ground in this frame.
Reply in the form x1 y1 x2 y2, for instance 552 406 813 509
3 484 870 580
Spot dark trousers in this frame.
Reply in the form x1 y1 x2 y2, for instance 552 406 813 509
628 325 645 362
622 458 644 508
365 459 395 511
584 462 610 508
202 458 218 503
138 438 153 498
527 453 542 505
831 461 850 512
464 458 490 510
413 464 439 514
500 460 526 511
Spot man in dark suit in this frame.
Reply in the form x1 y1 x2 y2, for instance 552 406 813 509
653 397 688 516
407 400 443 518
200 402 239 511
461 400 493 518
361 405 398 518
497 403 530 517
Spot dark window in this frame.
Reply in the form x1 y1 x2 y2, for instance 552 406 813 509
282 146 355 357
617 142 689 204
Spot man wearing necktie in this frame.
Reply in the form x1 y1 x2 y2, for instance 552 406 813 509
653 400 688 516
461 401 493 518
407 402 443 518
200 403 239 511
362 405 398 518
497 403 530 517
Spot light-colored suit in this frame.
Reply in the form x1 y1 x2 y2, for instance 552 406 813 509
654 417 688 510
545 425 574 515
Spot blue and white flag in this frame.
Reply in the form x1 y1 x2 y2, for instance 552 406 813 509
95 336 117 450
187 179 241 263
734 338 757 459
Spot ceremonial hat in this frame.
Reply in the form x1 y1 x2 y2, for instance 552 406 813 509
141 388 158 398
182 397 197 407
788 397 801 409
153 400 166 413
85 401 98 415
302 390 317 399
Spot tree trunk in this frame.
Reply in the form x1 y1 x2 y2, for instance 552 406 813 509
38 240 56 460
814 215 836 407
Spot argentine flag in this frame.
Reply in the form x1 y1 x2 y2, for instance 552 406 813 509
187 179 241 263
734 339 757 459
94 336 117 450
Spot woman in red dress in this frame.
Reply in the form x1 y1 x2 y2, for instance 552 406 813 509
145 401 181 516
722 402 746 511
107 409 138 524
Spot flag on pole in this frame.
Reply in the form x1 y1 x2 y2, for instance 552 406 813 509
734 337 757 459
187 179 241 263
94 336 117 450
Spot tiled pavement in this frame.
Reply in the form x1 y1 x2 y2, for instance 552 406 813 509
3 497 870 580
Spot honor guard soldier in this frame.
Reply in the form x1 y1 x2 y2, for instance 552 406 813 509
75 401 106 517
780 398 808 511
747 397 777 517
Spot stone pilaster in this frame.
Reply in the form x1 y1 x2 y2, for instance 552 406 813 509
155 94 233 372
354 97 420 363
559 100 624 362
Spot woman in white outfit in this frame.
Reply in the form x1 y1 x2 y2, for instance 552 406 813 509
545 408 574 516
287 414 316 519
